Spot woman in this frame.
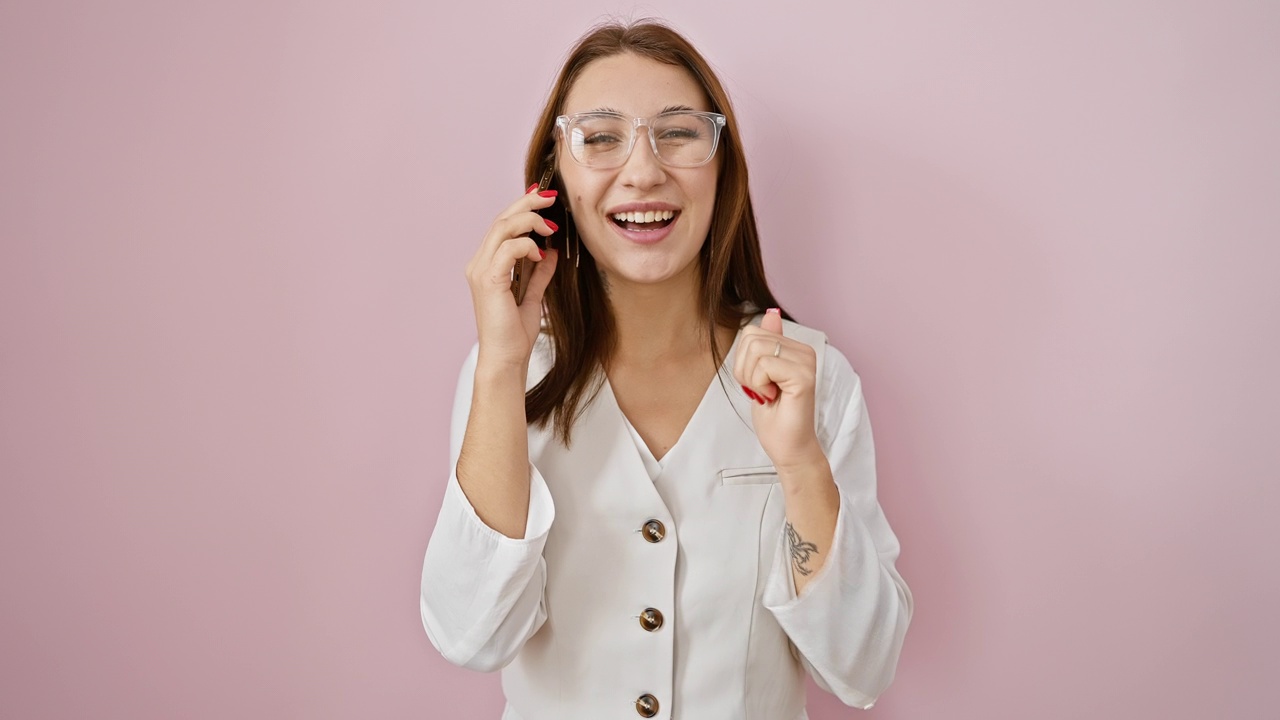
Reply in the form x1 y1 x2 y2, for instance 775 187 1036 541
421 19 912 719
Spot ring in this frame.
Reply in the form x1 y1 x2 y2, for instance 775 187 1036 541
773 341 782 358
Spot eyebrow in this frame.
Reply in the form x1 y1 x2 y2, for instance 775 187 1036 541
587 104 700 115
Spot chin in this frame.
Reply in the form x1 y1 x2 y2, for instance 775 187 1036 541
594 252 701 288
579 222 706 287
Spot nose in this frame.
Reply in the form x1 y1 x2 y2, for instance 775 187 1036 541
617 124 667 190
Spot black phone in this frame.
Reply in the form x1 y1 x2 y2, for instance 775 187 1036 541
511 165 563 305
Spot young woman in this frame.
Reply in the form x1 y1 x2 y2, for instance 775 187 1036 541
421 20 912 719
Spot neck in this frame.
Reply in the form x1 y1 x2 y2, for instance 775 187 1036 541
604 265 715 369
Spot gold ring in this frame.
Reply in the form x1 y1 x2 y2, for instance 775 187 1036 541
773 341 782 358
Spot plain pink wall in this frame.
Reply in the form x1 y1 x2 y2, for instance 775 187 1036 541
2 0 1276 718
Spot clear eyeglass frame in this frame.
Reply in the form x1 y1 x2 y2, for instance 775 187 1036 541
555 111 728 169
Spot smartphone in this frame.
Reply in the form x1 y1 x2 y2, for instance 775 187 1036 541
510 165 561 305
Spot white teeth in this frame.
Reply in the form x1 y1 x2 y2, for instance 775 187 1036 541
611 210 675 223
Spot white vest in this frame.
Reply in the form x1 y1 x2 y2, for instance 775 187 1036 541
500 318 828 720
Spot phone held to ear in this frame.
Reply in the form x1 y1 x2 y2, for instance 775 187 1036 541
511 165 562 305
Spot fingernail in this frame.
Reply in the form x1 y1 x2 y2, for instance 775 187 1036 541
537 189 558 198
544 219 559 232
741 385 762 403
526 183 538 194
767 308 780 316
538 249 545 259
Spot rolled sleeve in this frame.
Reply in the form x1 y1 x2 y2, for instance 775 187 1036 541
762 347 913 708
420 462 554 671
419 342 556 672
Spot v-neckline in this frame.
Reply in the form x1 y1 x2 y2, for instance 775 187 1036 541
603 320 752 473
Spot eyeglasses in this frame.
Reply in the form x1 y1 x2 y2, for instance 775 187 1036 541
556 111 727 169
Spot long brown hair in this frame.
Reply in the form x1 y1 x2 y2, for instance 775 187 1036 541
524 19 789 444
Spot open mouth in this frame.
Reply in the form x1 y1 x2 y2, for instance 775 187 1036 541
610 209 679 232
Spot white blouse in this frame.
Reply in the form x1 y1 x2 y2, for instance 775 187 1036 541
620 413 665 481
421 316 912 719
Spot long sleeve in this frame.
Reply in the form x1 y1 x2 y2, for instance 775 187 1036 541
420 343 555 672
762 345 914 709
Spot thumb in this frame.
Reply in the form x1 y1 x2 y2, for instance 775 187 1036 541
523 247 559 305
761 307 783 335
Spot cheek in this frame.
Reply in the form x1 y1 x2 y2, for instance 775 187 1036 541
703 171 720 201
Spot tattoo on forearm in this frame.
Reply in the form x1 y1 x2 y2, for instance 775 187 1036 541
785 522 819 576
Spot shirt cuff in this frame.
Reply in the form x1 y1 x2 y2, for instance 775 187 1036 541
444 461 555 543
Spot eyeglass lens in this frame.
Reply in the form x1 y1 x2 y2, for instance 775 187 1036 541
566 115 717 168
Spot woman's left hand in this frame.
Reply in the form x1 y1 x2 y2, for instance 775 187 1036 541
733 308 825 470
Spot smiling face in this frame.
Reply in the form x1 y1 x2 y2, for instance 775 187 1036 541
557 52 720 291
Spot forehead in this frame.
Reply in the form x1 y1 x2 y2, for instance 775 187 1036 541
563 52 712 116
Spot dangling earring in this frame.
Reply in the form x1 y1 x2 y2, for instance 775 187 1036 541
567 213 580 268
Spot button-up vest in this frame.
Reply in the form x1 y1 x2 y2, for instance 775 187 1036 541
500 321 827 720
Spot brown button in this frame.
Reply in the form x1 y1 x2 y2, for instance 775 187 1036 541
642 519 665 543
635 694 659 717
639 608 664 632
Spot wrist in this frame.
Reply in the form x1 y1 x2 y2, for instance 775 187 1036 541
475 348 529 377
474 355 529 390
773 442 832 491
771 437 826 473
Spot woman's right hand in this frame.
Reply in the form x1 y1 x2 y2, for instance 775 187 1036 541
464 184 560 372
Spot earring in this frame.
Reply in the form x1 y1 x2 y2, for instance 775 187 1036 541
567 215 580 268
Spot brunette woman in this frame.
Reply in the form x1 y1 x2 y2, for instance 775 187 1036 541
421 19 912 719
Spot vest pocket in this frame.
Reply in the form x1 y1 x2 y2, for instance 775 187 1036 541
719 465 780 486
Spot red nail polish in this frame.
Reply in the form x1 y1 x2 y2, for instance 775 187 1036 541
741 385 761 403
537 189 558 198
526 183 538 193
538 249 545 259
544 219 559 232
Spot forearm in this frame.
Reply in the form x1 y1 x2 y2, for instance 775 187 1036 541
455 359 532 539
778 453 841 595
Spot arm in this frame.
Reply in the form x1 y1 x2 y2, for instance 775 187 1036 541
736 308 839 593
735 311 912 707
451 183 559 538
763 348 914 708
457 347 535 539
420 186 561 671
774 457 840 595
419 343 555 672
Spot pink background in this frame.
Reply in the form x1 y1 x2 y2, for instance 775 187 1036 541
2 1 1277 718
